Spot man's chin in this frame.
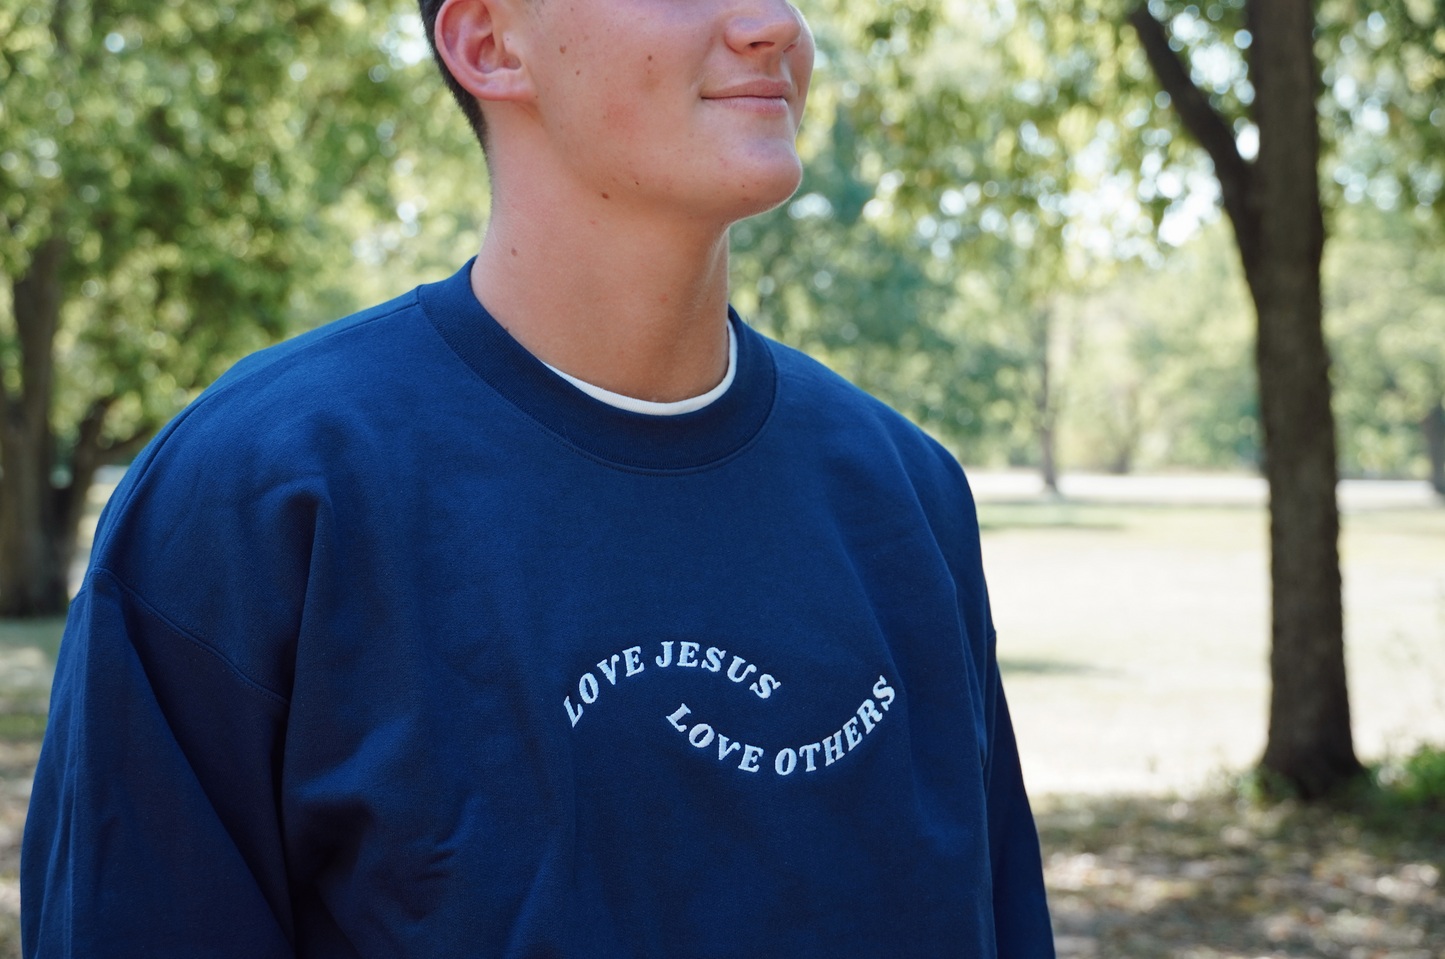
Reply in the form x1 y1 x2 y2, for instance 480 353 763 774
723 160 804 221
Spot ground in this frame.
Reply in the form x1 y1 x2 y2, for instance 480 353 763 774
982 473 1445 957
0 471 1440 956
985 493 1445 795
0 618 54 956
1038 793 1443 958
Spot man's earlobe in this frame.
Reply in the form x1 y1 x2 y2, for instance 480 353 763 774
435 0 531 102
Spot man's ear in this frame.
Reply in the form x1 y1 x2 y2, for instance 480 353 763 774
434 0 532 102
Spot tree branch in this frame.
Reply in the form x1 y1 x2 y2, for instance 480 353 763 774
54 401 153 555
76 403 156 474
6 238 64 483
1127 6 1259 269
53 397 112 544
69 398 114 481
98 427 155 464
51 0 72 54
0 331 12 423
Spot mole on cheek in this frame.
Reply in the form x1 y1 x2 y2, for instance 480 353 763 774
560 45 567 53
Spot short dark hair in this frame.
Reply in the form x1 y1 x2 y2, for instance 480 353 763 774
418 0 489 149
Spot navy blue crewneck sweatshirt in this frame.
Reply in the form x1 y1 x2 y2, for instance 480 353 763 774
23 262 1054 958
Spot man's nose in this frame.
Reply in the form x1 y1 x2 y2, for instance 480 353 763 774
724 0 806 54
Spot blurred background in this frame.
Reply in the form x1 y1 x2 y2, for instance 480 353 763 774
2 0 1443 954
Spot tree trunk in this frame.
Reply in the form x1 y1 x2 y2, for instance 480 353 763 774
1108 384 1141 475
1034 307 1060 495
1247 0 1361 799
1038 412 1059 495
1130 0 1361 798
0 238 71 616
1423 398 1445 496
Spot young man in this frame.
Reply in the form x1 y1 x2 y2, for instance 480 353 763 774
21 0 1054 954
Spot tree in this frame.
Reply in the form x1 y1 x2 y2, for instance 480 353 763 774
0 0 435 615
1124 0 1362 796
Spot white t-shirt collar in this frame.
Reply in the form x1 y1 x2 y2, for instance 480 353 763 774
542 322 737 416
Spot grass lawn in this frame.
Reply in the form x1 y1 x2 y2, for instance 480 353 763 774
980 500 1445 796
0 618 54 955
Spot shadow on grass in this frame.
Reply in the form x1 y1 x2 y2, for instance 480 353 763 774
977 502 1131 533
976 499 1278 533
0 618 62 732
0 620 57 958
0 618 63 665
1038 784 1445 958
999 658 1109 677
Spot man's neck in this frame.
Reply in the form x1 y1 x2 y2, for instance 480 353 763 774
469 174 734 405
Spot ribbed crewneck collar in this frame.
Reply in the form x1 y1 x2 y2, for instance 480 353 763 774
418 260 776 472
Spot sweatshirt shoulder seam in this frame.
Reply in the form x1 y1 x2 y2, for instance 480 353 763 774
92 568 292 708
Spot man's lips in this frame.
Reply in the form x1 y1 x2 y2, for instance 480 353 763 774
702 80 794 116
703 79 792 100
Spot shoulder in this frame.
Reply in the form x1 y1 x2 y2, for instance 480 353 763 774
757 332 991 633
762 334 974 499
114 287 464 489
88 286 454 593
81 289 454 690
180 288 426 435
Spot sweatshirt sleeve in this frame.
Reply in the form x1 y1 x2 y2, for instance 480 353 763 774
983 664 1056 959
21 569 296 958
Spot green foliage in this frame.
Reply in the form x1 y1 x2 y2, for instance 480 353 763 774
734 0 1200 461
289 17 489 327
729 94 1022 448
733 0 1299 467
840 0 1445 477
1231 742 1445 827
1058 222 1259 472
0 0 450 463
0 712 47 741
1377 743 1445 807
1327 206 1445 479
1109 0 1445 221
1319 0 1445 220
1050 201 1445 480
730 9 1033 453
